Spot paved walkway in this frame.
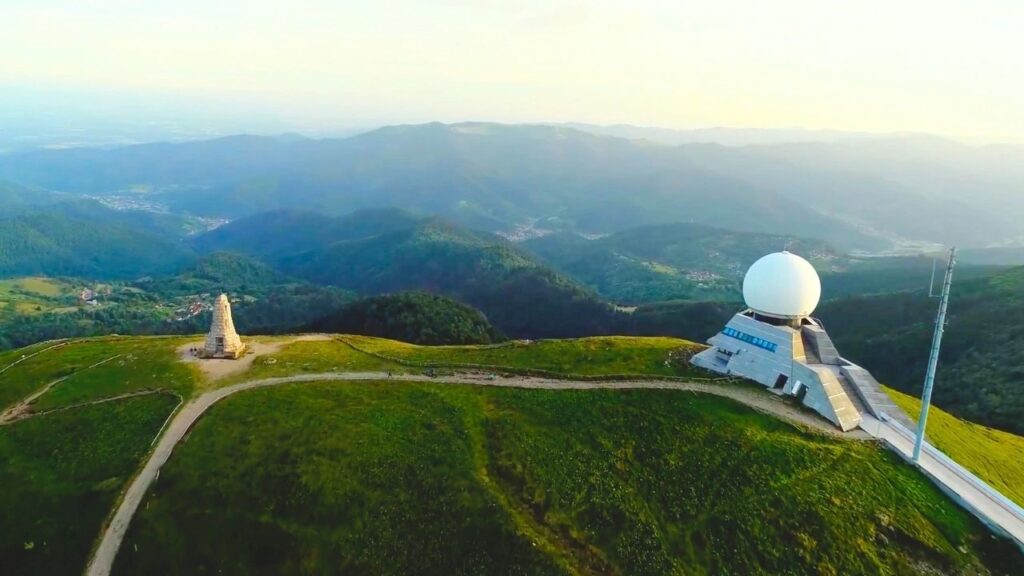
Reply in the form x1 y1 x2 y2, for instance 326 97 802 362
84 371 849 576
861 414 1024 549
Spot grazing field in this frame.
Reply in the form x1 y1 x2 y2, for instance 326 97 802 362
0 337 198 414
115 382 1018 576
0 277 76 318
886 386 1024 508
347 335 705 378
221 338 404 384
0 393 179 576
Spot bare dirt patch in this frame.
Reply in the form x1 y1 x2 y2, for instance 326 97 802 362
177 335 332 382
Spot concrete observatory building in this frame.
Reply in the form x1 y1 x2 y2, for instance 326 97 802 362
691 251 907 432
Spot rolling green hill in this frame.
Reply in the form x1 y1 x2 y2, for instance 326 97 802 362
308 292 502 345
0 188 212 283
285 219 618 338
524 225 1006 304
0 180 60 206
0 203 192 279
0 393 179 576
191 207 422 261
1 335 1022 575
197 212 620 339
115 382 1018 575
523 224 838 302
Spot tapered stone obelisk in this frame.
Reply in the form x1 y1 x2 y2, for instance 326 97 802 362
201 294 245 359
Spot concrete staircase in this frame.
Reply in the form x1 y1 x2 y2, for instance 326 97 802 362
801 325 840 365
840 364 917 431
801 365 862 432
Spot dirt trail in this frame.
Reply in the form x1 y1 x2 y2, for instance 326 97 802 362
84 370 857 576
177 334 332 381
0 340 68 376
0 354 122 425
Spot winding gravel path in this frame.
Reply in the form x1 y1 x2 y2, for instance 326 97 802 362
84 371 848 576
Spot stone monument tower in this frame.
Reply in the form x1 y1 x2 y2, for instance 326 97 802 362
201 294 245 359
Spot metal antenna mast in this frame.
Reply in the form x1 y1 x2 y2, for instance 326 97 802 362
913 247 957 463
928 257 938 297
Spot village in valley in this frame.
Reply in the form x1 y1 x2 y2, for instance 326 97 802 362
0 276 234 324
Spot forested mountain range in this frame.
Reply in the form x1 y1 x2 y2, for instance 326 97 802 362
196 211 617 338
522 224 1004 303
523 224 838 302
307 291 502 345
3 176 1024 435
0 200 193 279
0 189 1011 342
3 123 1020 250
818 266 1024 435
0 180 60 206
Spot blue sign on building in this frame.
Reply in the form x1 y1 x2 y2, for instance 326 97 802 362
722 327 778 353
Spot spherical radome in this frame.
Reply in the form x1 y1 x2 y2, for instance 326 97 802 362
742 251 822 318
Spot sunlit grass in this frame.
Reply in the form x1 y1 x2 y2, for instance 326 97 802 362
0 393 179 576
347 334 705 378
885 386 1024 508
0 336 198 413
115 382 1019 575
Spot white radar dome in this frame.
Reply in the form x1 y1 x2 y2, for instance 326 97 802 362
742 251 821 319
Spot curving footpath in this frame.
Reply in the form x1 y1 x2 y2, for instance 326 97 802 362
85 371 843 576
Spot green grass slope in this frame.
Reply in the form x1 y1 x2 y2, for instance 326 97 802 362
115 382 1019 575
885 386 1024 508
0 337 198 414
0 393 179 576
347 334 703 378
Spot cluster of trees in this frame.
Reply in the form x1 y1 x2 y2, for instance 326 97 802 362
308 292 503 345
818 267 1024 435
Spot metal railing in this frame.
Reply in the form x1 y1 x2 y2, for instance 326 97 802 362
880 412 1024 524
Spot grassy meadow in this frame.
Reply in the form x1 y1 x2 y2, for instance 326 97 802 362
346 335 705 378
0 336 198 414
0 334 1022 575
0 393 179 576
886 386 1024 508
0 277 80 318
114 381 1019 576
221 338 404 385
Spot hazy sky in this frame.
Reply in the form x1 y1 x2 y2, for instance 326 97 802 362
2 0 1022 142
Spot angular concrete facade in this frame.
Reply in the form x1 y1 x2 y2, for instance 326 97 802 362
691 309 907 432
200 294 245 359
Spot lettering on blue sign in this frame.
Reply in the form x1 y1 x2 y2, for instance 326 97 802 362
721 327 777 353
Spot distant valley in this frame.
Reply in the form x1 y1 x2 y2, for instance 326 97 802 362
2 123 1022 251
2 124 1024 439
